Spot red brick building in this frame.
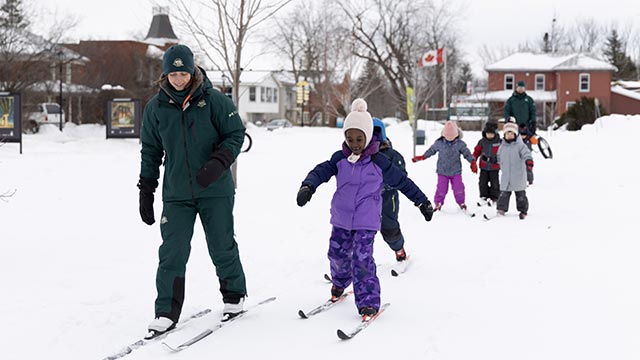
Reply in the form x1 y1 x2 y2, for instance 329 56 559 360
611 81 640 115
460 53 617 128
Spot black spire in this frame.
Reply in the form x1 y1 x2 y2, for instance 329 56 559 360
145 6 178 41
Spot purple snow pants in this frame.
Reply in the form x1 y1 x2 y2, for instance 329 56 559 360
434 173 465 205
328 227 380 312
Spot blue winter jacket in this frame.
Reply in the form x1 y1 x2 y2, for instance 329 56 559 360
301 136 427 231
422 137 475 176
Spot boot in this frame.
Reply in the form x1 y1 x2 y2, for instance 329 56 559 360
360 306 378 321
145 316 176 339
394 248 407 262
330 285 344 302
222 297 245 322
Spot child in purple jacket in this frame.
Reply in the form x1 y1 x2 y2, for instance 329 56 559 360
412 121 477 212
296 99 433 320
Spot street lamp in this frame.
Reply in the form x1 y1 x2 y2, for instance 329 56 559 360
56 50 63 131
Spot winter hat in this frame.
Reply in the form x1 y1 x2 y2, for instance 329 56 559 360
343 98 374 163
372 117 387 142
482 121 498 137
441 121 459 141
163 44 195 75
483 121 498 134
343 98 374 146
503 122 519 135
516 80 526 88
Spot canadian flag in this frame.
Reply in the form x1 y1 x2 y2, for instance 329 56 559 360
417 47 444 68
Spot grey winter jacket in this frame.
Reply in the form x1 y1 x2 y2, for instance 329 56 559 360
497 136 533 191
422 137 475 176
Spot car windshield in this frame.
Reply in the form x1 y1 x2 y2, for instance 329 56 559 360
45 104 61 114
269 120 285 125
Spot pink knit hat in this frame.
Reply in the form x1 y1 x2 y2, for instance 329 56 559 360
441 121 459 141
503 122 519 135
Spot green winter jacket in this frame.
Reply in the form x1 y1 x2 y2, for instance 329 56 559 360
504 91 536 133
140 67 245 202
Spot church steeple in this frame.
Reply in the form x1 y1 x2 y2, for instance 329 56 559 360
144 6 178 46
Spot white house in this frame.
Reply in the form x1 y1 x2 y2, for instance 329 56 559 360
207 70 297 124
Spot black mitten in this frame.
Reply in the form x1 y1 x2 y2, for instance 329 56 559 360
196 149 234 188
138 178 158 225
418 200 434 222
296 186 313 207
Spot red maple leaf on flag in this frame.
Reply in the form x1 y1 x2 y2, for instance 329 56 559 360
425 54 435 62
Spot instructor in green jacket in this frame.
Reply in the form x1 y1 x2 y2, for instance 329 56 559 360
504 80 536 135
138 44 247 338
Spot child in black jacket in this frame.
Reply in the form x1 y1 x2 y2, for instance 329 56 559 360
472 122 501 206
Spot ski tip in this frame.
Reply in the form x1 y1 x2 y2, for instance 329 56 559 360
298 310 308 319
324 273 332 282
391 269 399 277
162 342 181 352
337 329 352 340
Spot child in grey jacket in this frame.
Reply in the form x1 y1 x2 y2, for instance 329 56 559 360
496 121 534 219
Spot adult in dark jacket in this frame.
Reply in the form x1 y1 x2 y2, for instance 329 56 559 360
138 44 247 337
372 118 409 262
504 80 536 135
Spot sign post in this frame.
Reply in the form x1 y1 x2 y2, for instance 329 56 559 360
0 92 22 154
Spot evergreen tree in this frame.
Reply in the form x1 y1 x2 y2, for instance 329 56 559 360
603 28 638 81
455 62 473 95
0 0 29 29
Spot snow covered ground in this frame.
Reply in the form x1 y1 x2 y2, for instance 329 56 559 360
1 115 640 359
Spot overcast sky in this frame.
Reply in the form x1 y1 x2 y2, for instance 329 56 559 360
31 0 640 77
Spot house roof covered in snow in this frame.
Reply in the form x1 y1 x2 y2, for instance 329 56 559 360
456 90 558 103
486 52 616 72
611 85 640 101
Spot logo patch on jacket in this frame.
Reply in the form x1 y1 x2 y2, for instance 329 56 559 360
228 110 238 118
173 58 184 67
161 216 169 224
197 100 206 108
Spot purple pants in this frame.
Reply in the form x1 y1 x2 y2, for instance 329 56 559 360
328 227 380 312
434 173 465 205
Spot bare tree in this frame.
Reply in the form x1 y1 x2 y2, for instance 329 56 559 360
170 0 292 110
566 18 603 53
338 0 462 117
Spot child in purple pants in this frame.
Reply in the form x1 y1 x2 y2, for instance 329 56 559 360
296 98 433 320
412 121 477 211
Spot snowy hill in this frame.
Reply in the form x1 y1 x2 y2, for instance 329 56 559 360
1 115 639 359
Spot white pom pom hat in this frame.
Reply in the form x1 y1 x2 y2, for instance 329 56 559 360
343 98 374 147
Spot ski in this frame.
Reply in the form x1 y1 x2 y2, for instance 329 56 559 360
462 208 476 218
336 302 390 340
390 256 411 277
483 212 504 221
162 297 276 352
298 291 353 319
102 308 212 360
324 273 332 282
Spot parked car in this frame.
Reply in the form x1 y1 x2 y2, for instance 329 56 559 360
24 103 65 133
266 118 292 131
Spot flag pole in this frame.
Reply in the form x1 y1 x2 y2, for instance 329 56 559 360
442 48 447 109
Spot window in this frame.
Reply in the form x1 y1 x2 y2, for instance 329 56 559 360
266 87 273 102
566 101 576 111
260 87 266 102
579 73 590 92
504 74 514 90
535 74 545 91
249 86 256 102
273 88 278 103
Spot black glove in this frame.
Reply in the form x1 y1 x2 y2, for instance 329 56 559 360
138 177 158 225
296 186 313 207
196 149 234 188
418 200 434 222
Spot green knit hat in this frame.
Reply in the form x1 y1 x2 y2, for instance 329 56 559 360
516 80 526 88
162 44 195 75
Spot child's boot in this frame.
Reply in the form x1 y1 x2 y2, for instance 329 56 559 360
519 212 527 220
330 285 344 302
394 247 407 262
360 307 378 321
